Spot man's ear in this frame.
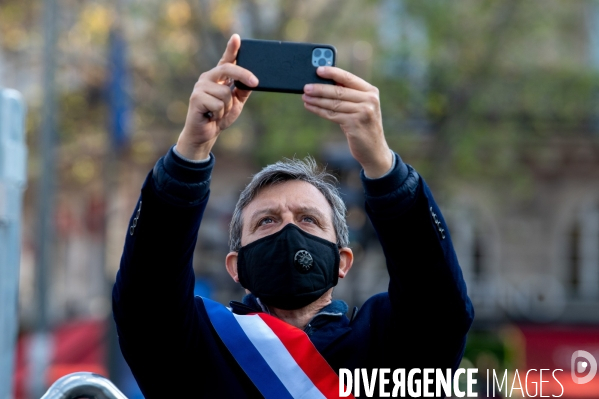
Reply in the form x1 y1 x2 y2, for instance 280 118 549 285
338 247 353 279
225 252 240 283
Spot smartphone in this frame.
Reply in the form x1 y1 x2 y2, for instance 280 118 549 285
234 39 337 94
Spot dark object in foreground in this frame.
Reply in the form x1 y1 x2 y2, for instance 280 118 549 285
234 39 337 94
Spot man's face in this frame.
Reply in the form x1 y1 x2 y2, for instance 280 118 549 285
225 179 353 289
240 180 337 246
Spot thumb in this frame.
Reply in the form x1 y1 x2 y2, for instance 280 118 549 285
218 34 241 66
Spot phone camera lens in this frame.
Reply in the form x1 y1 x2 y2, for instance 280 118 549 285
314 49 322 57
318 58 326 66
324 50 332 58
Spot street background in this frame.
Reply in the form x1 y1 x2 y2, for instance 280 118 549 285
2 0 599 397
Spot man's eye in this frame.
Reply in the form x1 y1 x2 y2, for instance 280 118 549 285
259 217 274 226
302 216 316 223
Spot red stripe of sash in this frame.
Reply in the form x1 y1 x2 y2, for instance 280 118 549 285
257 313 355 399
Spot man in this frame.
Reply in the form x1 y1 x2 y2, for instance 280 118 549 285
112 34 474 398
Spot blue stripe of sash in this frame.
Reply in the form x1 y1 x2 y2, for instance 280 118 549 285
200 297 294 399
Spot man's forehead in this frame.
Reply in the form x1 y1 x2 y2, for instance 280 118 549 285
242 180 333 218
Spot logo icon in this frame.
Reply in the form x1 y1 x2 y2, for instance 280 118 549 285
294 250 313 273
571 350 597 384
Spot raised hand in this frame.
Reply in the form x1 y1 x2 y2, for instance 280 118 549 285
175 34 258 160
302 67 392 178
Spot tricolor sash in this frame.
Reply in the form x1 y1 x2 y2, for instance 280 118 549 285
200 297 353 399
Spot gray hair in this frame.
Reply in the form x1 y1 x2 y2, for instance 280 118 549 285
229 156 349 252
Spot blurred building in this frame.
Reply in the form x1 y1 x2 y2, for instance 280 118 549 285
445 137 599 325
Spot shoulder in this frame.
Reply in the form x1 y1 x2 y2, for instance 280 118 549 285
350 293 392 328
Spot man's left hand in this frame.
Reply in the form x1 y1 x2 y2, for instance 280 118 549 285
302 67 393 178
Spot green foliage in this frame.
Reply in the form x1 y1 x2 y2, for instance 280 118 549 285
244 91 336 164
5 0 599 190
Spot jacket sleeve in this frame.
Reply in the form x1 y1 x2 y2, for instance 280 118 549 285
111 147 215 392
360 152 474 370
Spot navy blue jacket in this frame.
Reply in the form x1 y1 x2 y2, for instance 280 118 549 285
112 148 474 398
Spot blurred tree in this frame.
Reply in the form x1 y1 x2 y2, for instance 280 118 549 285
3 0 599 189
392 0 599 194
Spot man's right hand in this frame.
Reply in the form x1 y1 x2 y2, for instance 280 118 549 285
175 34 258 160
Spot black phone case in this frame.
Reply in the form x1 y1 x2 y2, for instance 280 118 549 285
234 39 337 94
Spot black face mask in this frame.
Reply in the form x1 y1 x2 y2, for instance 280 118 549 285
237 223 340 310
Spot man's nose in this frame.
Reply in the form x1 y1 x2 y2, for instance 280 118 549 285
279 214 298 229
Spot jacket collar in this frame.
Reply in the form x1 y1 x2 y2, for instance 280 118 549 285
229 293 348 330
229 294 352 351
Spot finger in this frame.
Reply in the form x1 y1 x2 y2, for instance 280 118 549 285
303 102 345 123
315 66 373 92
203 64 258 88
195 93 226 121
218 34 241 66
233 87 252 103
206 78 252 105
204 81 234 115
303 84 364 103
302 94 360 114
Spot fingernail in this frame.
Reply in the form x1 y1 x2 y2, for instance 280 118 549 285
305 84 313 93
249 77 258 86
317 67 325 73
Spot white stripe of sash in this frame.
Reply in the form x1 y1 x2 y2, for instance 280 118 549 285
233 314 327 399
